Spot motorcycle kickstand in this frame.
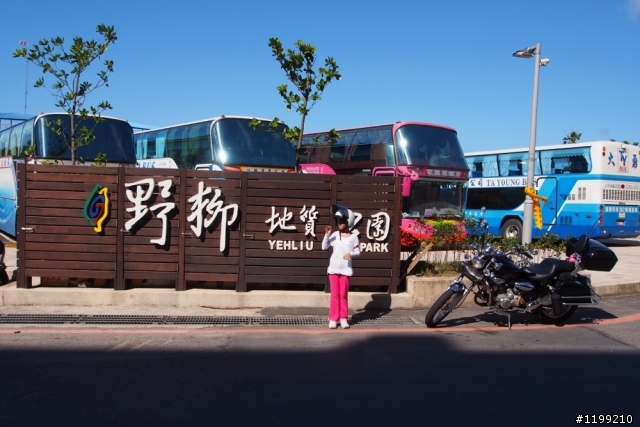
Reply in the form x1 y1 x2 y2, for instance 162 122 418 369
507 313 511 330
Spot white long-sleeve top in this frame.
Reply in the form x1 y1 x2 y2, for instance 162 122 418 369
322 230 361 276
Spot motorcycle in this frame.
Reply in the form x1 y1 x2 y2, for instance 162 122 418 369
424 212 618 328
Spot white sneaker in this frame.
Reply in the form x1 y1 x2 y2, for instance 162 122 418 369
340 319 350 329
329 320 337 329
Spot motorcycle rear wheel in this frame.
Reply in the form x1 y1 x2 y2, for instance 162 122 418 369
537 305 577 325
425 289 464 328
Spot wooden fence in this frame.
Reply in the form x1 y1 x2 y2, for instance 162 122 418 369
16 163 403 292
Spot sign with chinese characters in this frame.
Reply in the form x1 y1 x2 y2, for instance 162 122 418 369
124 179 239 251
16 163 403 293
120 176 394 254
264 205 391 252
468 177 527 188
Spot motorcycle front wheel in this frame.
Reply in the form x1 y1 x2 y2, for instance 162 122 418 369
425 289 464 328
537 305 577 325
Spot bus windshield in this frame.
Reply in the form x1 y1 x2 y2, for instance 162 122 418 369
395 124 468 169
35 114 136 163
213 118 296 168
406 180 466 219
135 117 297 171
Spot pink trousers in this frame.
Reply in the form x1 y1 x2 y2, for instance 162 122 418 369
328 274 350 321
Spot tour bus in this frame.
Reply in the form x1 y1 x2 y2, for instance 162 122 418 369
0 112 137 238
465 141 640 241
134 116 297 172
298 121 470 240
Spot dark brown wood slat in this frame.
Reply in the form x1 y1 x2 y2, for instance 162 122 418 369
27 207 97 218
248 180 333 191
26 172 118 184
27 195 119 207
124 272 178 280
354 260 393 269
185 247 240 257
244 248 329 259
245 266 327 276
22 225 119 237
124 245 179 254
185 273 237 282
26 260 115 270
25 234 117 245
123 253 178 263
26 269 115 279
124 262 178 272
245 275 327 284
25 216 117 228
185 256 239 265
185 264 238 274
27 251 116 262
245 258 326 267
25 242 115 252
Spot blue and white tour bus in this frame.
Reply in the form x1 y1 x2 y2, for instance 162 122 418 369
465 141 640 241
0 112 137 238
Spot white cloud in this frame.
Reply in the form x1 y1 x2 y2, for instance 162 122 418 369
630 0 640 19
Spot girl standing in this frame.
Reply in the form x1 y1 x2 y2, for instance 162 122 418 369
322 205 360 329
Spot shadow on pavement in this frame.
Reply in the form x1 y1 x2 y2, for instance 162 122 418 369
0 332 638 426
432 306 619 329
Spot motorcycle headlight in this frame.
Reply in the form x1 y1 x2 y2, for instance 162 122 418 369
472 257 484 269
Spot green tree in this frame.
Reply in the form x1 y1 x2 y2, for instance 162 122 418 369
13 24 117 165
267 38 341 151
562 131 581 144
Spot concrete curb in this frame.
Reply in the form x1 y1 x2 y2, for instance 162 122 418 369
1 277 639 311
0 283 416 310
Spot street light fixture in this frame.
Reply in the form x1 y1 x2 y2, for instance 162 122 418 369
512 43 549 244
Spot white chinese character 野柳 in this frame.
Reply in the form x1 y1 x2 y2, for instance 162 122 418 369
124 178 177 246
187 181 239 252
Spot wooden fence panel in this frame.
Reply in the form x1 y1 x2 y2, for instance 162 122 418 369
121 168 182 286
17 165 403 293
18 163 120 288
242 173 333 289
182 170 243 287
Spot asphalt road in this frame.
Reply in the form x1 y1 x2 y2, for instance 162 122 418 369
1 294 639 427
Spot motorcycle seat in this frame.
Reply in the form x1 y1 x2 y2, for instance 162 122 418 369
521 258 575 283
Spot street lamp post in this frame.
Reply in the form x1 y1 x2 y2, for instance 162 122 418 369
512 43 549 244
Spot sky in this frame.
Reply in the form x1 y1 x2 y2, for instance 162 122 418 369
1 0 640 153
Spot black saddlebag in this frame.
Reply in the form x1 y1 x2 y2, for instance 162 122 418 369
557 273 594 304
580 239 618 272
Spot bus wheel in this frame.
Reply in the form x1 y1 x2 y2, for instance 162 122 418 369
501 219 523 242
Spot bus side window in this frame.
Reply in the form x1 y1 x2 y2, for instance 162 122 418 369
471 162 483 177
299 145 313 163
571 156 588 173
310 145 331 163
550 160 562 174
371 142 392 167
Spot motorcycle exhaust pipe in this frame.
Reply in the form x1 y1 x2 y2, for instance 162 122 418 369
551 292 563 316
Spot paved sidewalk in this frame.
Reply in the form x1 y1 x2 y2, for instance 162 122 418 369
2 239 640 314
